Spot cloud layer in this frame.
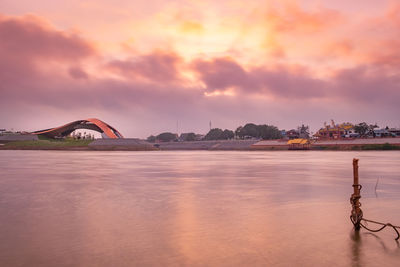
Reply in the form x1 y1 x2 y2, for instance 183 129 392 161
1 1 400 137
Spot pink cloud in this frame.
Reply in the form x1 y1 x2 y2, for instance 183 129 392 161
0 14 95 61
191 57 252 91
0 13 96 88
330 66 400 106
68 66 89 80
265 3 344 34
191 57 325 99
366 40 400 67
106 51 183 83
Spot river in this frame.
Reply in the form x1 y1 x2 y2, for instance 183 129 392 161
0 151 399 266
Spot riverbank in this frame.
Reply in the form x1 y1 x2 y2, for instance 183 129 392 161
1 137 400 151
251 138 400 150
0 139 156 151
0 139 94 151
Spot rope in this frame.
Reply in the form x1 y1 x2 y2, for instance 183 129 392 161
360 218 400 241
350 184 362 228
349 183 400 240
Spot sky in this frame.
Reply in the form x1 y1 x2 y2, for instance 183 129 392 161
1 0 399 138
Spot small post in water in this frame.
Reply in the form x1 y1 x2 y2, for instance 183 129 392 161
350 158 362 230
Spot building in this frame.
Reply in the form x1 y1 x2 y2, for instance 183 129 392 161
285 129 300 139
287 138 310 150
343 128 359 138
314 120 354 140
373 128 395 138
388 128 400 137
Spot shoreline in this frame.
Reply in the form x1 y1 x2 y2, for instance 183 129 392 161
1 138 400 151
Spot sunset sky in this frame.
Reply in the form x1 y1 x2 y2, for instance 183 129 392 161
1 0 399 137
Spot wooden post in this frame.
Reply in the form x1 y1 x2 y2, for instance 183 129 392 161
353 158 359 194
351 158 362 230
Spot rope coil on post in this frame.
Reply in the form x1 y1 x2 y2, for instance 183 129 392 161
350 184 363 229
350 158 400 241
350 159 362 230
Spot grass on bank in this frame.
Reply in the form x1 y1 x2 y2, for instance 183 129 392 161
3 139 93 148
304 143 400 151
359 143 399 150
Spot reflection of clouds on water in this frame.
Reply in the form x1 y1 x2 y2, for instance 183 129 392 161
0 151 400 266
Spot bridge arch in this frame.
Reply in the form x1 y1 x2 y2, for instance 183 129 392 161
32 118 123 139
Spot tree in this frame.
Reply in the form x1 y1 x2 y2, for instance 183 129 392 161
368 124 378 132
180 132 196 141
204 128 234 140
221 129 234 139
368 124 379 137
235 123 282 140
235 123 258 138
156 132 177 142
242 123 259 138
258 124 282 140
354 122 369 136
204 128 224 140
235 126 243 139
147 135 156 143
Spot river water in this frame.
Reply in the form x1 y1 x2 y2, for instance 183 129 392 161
0 150 399 267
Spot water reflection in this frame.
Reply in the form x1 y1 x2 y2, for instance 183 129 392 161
350 230 400 267
0 151 399 266
350 230 363 267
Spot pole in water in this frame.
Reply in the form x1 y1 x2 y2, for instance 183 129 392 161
350 158 362 230
349 158 400 239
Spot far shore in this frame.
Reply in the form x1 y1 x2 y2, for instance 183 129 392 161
1 137 400 151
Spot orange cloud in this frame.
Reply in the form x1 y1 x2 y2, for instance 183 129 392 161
264 2 343 34
324 40 354 57
386 3 400 27
180 21 204 34
365 40 400 68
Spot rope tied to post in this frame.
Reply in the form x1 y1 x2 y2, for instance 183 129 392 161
350 183 363 228
350 159 363 230
360 218 400 241
350 158 400 241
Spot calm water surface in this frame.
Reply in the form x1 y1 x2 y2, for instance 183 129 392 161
0 151 400 266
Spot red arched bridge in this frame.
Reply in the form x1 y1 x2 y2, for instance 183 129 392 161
32 118 123 139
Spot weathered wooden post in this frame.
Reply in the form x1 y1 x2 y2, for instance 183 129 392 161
350 158 362 230
349 158 400 239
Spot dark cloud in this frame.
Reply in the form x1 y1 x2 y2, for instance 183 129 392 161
0 14 96 95
0 15 95 61
191 57 252 91
192 57 325 98
68 66 89 80
331 65 400 105
106 51 183 83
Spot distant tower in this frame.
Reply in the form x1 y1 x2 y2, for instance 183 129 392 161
209 121 212 131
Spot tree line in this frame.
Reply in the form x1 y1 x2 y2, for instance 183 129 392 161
147 123 282 142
